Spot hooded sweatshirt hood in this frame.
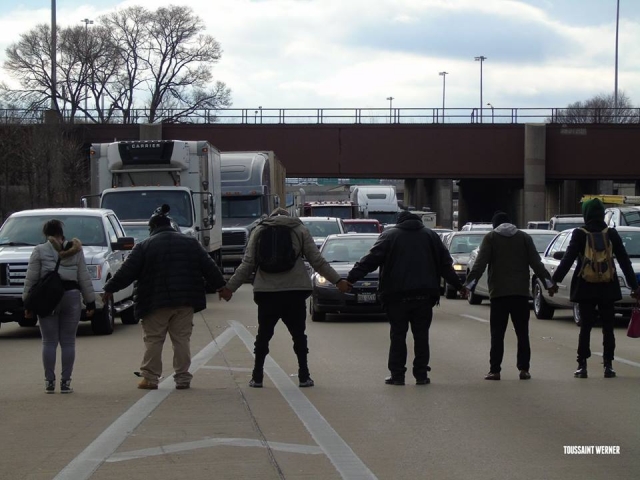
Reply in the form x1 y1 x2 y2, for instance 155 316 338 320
582 198 605 223
395 210 424 231
494 223 518 237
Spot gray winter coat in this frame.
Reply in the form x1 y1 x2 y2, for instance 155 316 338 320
23 238 95 305
225 215 342 293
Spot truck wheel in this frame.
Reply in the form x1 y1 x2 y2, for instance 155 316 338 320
533 282 554 320
120 306 139 325
18 317 38 327
92 297 115 335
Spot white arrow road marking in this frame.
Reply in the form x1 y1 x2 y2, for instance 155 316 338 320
107 437 324 462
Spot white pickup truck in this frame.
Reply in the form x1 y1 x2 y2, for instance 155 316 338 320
0 208 135 335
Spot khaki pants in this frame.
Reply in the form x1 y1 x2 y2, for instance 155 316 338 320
140 306 194 386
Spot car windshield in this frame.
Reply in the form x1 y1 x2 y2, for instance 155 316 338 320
0 215 107 247
321 237 378 262
101 190 193 227
449 234 485 254
344 222 379 233
621 210 640 226
554 221 584 231
302 220 342 237
619 231 640 257
368 212 398 225
222 196 262 219
530 233 558 253
309 206 353 219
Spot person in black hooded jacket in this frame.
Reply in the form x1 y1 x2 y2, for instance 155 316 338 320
552 198 639 379
347 210 465 385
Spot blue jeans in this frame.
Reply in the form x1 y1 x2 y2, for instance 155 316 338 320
38 290 82 382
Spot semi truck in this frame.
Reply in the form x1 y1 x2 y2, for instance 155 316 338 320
349 185 400 225
220 151 286 274
86 140 222 264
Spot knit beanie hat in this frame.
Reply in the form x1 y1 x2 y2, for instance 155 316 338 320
149 204 173 229
581 198 605 223
491 211 510 229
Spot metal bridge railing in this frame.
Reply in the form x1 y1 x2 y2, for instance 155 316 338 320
1 107 637 125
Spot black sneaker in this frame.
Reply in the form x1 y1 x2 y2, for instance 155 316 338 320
574 367 588 378
416 377 431 385
299 377 315 388
60 380 73 394
249 378 263 388
604 365 616 378
45 380 55 394
384 376 405 385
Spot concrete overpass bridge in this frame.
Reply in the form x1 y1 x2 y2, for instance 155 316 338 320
75 118 639 228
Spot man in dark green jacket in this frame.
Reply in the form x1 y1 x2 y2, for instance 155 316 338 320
465 212 555 381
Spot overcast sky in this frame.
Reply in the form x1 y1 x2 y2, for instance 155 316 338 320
1 0 639 111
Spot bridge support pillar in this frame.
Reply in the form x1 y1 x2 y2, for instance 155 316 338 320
403 179 428 210
561 180 597 213
431 179 453 229
523 124 546 225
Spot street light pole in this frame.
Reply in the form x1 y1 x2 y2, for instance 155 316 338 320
487 103 494 123
50 0 57 110
386 96 394 123
614 0 620 122
81 18 93 120
439 71 448 123
474 56 487 123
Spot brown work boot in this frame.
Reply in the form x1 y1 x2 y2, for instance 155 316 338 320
138 378 158 390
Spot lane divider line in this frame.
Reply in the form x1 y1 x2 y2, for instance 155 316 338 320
593 352 640 368
231 320 378 480
53 326 237 480
460 314 489 323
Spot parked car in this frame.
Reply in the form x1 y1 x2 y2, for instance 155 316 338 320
0 208 135 334
433 228 453 240
466 229 558 305
309 233 382 321
527 221 550 230
299 217 346 248
548 214 584 231
441 231 489 299
531 226 640 325
460 222 493 231
343 218 383 233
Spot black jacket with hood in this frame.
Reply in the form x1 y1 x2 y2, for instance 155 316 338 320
552 199 638 303
347 211 462 303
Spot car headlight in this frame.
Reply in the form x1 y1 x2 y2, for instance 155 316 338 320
86 265 102 280
618 276 627 288
315 275 328 285
453 264 465 271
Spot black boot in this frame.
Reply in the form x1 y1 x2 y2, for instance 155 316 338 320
574 359 588 378
604 361 616 378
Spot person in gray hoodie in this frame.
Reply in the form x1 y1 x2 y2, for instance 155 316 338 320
465 212 556 381
220 208 350 388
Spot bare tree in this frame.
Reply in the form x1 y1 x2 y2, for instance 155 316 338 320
2 5 232 124
552 92 638 124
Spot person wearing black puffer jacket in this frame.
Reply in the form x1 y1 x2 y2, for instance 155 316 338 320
102 205 226 390
347 210 465 386
552 198 639 379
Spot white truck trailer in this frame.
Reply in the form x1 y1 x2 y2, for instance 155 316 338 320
87 140 222 264
349 185 400 225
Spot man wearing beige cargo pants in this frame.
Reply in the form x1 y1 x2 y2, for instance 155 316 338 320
103 205 226 390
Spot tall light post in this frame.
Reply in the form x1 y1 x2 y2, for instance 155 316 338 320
614 0 620 122
386 96 394 123
474 56 487 123
50 0 57 110
439 71 448 123
81 18 93 119
487 102 494 123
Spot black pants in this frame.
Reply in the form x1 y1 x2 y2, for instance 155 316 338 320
577 301 615 363
386 299 433 380
489 296 531 373
253 291 310 382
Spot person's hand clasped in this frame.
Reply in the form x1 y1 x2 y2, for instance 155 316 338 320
336 279 352 293
459 287 469 300
547 283 559 297
218 287 233 302
101 291 113 304
24 310 33 319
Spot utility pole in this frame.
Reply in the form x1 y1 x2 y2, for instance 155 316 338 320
386 96 394 123
474 56 487 123
50 0 57 111
81 18 93 120
614 0 620 123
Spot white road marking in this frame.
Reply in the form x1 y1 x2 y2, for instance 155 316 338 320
460 314 489 323
107 437 324 462
231 320 378 480
53 326 237 480
593 352 640 368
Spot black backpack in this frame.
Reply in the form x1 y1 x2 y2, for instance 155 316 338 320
255 223 300 273
24 256 65 316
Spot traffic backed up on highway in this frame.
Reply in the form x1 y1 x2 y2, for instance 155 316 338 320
441 231 489 299
532 226 640 325
299 217 346 248
309 233 382 321
466 229 558 305
0 208 136 334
